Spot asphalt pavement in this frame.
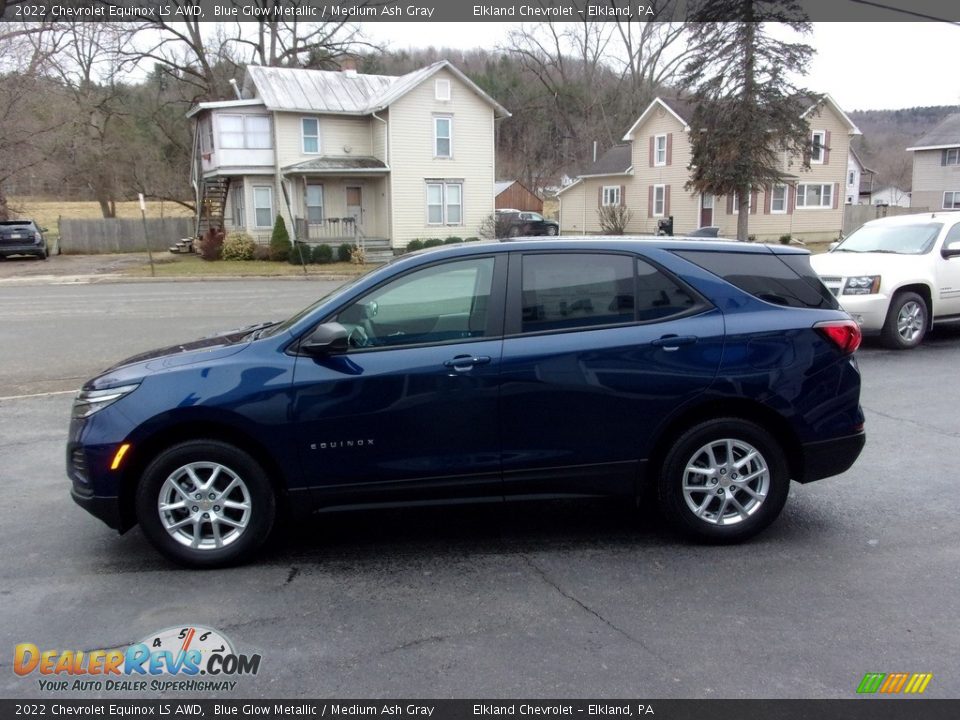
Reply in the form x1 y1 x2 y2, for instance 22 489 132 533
0 279 958 699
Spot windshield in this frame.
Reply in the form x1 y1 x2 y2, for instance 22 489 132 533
258 266 379 339
834 222 942 255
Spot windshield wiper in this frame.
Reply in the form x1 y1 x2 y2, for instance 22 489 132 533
241 321 278 341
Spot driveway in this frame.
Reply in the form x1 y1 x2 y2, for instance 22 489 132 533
0 253 147 280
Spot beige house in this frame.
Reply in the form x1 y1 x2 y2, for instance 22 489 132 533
906 113 960 212
188 61 509 257
559 95 860 242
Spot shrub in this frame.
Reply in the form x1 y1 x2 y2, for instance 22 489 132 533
252 244 271 261
288 243 307 265
221 232 256 261
406 239 425 252
198 227 224 261
350 245 366 265
779 234 792 245
269 215 291 261
465 236 481 243
748 234 757 243
443 236 463 244
423 238 443 248
597 205 632 235
478 212 511 239
312 244 333 264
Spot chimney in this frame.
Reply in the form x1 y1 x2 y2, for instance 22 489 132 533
340 57 358 76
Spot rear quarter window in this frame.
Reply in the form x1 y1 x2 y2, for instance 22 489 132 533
675 250 839 310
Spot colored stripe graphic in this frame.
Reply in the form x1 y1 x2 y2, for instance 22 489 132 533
857 672 933 694
879 672 909 693
904 673 934 694
857 673 886 693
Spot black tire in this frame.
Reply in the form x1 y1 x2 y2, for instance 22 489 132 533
37 250 47 260
508 226 521 237
657 418 790 543
881 291 927 349
546 225 558 236
135 440 276 568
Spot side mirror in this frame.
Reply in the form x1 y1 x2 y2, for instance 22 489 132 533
942 240 960 259
301 322 349 355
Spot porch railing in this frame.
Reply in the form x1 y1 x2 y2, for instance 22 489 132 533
295 217 360 244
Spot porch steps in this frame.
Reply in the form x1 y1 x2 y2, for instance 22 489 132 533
359 237 394 263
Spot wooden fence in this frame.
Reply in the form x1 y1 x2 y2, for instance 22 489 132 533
842 205 926 236
58 217 194 254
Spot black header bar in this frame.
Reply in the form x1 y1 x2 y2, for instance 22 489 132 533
2 0 960 23
1 699 960 720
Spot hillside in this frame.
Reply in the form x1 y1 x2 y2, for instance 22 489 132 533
849 106 960 190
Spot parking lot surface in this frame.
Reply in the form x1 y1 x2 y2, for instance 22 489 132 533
1 280 958 699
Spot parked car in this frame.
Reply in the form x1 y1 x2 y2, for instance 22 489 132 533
497 209 560 237
68 239 865 566
0 220 48 260
810 212 960 349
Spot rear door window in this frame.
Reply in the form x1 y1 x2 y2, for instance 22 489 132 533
518 253 701 334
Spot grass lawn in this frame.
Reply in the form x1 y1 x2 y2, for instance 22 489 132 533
122 253 375 278
9 197 193 234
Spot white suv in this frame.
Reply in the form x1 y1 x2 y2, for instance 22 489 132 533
810 212 960 349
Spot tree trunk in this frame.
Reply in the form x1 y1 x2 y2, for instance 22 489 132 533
0 184 8 221
737 189 750 241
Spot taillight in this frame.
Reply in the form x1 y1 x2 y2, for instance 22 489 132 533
815 320 862 355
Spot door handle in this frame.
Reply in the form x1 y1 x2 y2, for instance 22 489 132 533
651 335 697 351
443 355 492 371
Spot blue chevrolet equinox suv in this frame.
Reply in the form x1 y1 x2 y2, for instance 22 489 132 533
68 239 865 566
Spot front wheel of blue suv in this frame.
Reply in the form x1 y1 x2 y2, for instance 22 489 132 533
657 418 790 543
135 440 277 567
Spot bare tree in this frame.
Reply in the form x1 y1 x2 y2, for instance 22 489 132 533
0 24 62 219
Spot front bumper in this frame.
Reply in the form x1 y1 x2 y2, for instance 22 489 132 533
834 294 889 333
70 487 125 531
797 431 866 483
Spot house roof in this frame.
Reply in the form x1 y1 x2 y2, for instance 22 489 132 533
622 97 692 141
850 145 873 173
185 98 265 118
800 94 862 135
282 156 389 174
621 92 860 142
906 112 960 151
236 61 510 118
581 144 633 176
557 145 633 195
494 180 514 195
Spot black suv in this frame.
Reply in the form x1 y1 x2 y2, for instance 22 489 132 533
497 210 560 238
0 220 48 260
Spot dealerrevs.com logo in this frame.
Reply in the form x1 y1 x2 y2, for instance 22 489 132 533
14 625 261 693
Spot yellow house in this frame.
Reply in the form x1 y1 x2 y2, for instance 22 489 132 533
188 61 510 258
559 95 861 243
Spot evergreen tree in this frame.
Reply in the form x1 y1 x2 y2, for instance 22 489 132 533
682 2 820 240
269 214 291 262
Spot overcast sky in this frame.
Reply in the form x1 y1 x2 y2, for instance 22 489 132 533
362 21 960 112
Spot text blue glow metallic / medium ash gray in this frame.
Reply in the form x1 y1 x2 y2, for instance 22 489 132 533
67 239 865 567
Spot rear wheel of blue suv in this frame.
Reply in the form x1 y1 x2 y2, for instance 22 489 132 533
68 239 865 567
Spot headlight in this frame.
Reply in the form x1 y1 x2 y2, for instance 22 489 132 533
72 384 140 419
843 276 881 295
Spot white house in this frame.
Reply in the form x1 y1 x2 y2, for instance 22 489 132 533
871 186 911 207
188 61 510 256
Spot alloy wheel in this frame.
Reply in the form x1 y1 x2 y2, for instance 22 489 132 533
681 439 770 526
157 462 252 550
